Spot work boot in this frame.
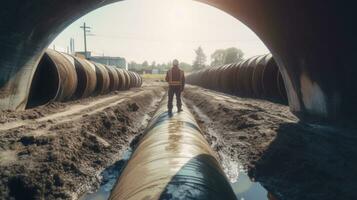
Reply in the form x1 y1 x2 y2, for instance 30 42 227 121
168 110 173 116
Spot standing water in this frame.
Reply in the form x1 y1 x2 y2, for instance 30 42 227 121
221 151 269 200
230 166 269 200
79 148 133 200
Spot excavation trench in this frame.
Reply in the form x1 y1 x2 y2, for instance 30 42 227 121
2 83 355 200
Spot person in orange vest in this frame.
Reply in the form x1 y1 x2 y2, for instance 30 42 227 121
165 59 185 114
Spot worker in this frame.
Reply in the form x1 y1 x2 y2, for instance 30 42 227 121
165 59 185 114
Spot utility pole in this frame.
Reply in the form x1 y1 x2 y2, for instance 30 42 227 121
80 22 91 58
69 38 75 55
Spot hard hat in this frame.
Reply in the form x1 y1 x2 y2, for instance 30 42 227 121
173 59 179 66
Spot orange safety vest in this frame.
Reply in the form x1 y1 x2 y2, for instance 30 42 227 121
168 69 184 86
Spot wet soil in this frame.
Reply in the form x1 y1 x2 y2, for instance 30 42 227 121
2 81 357 200
0 85 165 200
184 85 357 200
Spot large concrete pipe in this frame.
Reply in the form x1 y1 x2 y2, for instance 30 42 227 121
126 71 134 88
251 56 268 98
135 72 143 87
26 52 60 109
109 97 237 200
233 60 243 95
187 54 288 104
114 68 126 90
72 56 97 99
210 67 220 91
129 71 141 87
218 64 235 94
122 70 131 90
26 50 143 109
128 71 137 88
26 49 77 108
92 62 110 95
260 55 279 98
239 56 258 97
105 65 120 91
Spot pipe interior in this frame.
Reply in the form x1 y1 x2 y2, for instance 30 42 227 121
26 53 60 109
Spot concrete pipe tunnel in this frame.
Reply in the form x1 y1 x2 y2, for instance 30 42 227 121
1 0 356 122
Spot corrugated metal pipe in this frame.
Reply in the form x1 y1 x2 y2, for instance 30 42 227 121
186 54 287 104
109 97 237 200
26 49 142 109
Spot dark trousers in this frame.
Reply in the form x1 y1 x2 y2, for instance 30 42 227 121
168 86 182 112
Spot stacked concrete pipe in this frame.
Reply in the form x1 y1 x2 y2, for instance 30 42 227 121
109 97 237 200
26 49 142 109
187 54 287 104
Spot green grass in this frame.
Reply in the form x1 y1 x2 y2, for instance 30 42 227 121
142 74 165 80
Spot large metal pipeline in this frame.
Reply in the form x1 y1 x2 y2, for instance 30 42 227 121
93 62 110 95
114 68 127 90
109 97 236 200
26 49 78 109
106 65 120 91
72 56 97 99
122 69 131 90
26 49 142 109
126 70 137 88
186 54 287 104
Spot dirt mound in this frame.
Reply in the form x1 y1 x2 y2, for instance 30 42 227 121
184 85 357 200
0 85 165 200
184 86 297 167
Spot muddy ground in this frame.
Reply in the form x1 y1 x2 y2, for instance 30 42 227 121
1 82 357 200
183 85 357 200
0 84 165 200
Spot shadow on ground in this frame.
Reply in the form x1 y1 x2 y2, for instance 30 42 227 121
250 122 357 200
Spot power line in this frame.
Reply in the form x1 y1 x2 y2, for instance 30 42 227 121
90 34 261 44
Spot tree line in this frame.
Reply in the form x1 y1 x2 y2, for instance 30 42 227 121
128 46 244 73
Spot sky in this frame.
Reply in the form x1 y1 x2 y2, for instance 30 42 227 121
50 0 269 64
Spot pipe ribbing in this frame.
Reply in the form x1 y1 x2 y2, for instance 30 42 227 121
105 65 120 91
186 54 287 104
26 49 143 109
26 49 78 108
72 56 97 99
92 62 110 95
109 97 236 200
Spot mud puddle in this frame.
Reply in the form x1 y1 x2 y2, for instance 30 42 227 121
221 154 268 200
79 148 133 200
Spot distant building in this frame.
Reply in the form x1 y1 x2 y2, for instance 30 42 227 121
152 69 159 74
74 51 127 68
90 56 126 68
